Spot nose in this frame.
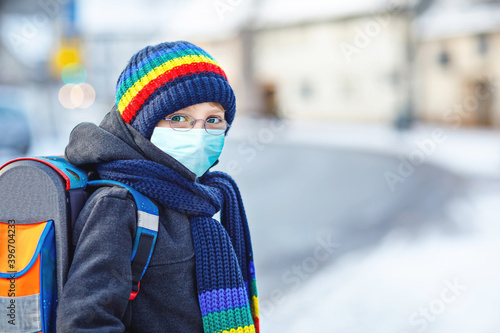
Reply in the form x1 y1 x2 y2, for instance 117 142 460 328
192 119 205 130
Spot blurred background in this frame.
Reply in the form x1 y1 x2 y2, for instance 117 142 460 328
1 0 500 331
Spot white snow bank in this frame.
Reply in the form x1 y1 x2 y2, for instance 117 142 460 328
262 187 500 332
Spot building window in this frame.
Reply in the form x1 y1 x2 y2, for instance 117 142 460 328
438 49 450 67
478 34 488 55
300 81 313 100
341 77 354 101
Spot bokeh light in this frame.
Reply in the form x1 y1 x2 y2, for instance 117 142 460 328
70 84 84 106
55 46 80 70
61 62 87 84
58 84 76 109
77 83 96 108
59 83 96 109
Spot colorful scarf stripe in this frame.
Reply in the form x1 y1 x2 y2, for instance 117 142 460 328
248 262 260 331
115 43 228 125
199 287 250 316
191 214 257 333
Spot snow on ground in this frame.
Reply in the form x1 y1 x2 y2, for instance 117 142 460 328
263 185 500 333
225 118 500 332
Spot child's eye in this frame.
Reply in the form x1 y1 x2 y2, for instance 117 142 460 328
170 115 189 123
206 117 222 124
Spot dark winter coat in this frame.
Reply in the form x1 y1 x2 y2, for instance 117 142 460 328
56 108 204 332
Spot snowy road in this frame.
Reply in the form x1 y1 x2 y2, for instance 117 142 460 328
215 122 500 333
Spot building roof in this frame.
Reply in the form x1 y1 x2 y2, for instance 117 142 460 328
417 1 500 39
254 0 412 29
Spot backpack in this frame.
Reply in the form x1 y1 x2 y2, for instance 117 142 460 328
0 156 159 333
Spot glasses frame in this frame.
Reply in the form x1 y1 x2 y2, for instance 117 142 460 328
164 113 229 136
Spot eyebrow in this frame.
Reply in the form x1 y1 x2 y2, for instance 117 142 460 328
209 108 225 114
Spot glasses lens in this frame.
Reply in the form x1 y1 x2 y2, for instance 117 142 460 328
168 114 194 131
205 117 227 135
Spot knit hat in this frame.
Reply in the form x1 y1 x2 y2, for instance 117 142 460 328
115 41 236 139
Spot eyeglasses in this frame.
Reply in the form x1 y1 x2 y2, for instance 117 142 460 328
164 114 229 135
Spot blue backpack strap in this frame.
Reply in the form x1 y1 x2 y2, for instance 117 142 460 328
87 180 159 300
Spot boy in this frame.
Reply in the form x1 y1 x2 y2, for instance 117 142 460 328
57 41 259 333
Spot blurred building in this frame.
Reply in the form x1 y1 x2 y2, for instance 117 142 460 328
162 0 412 122
200 0 500 128
416 0 500 127
2 0 500 131
0 0 63 147
251 0 410 122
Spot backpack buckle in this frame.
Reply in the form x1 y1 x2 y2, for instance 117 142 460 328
129 281 140 300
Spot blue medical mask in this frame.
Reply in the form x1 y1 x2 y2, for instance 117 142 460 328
150 127 225 178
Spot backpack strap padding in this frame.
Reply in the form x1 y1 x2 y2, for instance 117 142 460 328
87 180 159 300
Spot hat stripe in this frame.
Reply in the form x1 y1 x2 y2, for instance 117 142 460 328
120 63 227 123
116 44 216 98
117 54 221 113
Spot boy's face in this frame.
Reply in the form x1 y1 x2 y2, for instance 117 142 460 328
156 102 225 129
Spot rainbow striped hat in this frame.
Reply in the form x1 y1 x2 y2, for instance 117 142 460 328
115 41 236 139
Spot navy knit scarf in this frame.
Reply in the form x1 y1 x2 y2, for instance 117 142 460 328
97 159 259 333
